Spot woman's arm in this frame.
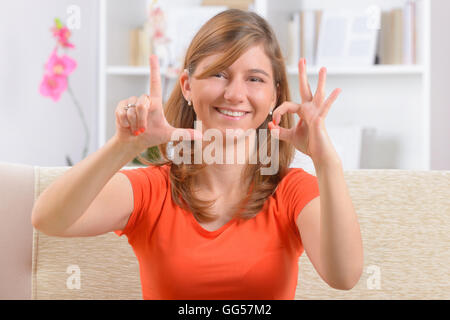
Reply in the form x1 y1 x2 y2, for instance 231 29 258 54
31 135 142 236
272 58 363 289
315 155 364 290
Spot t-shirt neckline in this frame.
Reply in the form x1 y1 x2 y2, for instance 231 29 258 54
178 177 255 238
187 211 239 238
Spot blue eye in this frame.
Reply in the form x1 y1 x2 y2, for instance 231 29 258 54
213 73 264 83
250 77 264 83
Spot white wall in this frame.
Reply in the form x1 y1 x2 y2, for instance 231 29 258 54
0 0 98 166
430 0 450 170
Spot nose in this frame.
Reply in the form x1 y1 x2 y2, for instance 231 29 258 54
223 77 246 104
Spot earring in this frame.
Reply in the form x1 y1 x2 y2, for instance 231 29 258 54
188 100 192 106
269 110 273 116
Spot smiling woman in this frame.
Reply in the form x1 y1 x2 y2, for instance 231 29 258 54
140 9 296 225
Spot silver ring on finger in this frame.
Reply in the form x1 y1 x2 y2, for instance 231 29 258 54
124 103 136 111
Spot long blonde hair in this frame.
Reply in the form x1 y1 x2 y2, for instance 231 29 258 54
138 9 296 223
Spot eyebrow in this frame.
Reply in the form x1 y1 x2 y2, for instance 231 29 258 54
247 69 270 78
203 65 271 78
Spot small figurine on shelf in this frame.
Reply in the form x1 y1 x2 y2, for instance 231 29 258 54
129 0 172 69
148 0 171 71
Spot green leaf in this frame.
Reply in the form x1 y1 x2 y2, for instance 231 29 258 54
132 146 162 165
54 18 63 29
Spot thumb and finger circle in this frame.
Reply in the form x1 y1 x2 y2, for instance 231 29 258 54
272 101 306 127
269 101 303 142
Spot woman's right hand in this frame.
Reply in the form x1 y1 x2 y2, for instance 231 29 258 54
114 54 203 150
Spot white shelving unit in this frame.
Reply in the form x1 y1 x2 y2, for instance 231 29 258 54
98 0 450 170
106 65 425 76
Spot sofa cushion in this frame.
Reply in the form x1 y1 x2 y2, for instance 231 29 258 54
31 166 141 300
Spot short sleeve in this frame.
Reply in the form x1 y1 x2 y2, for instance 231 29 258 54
280 168 320 227
114 165 168 240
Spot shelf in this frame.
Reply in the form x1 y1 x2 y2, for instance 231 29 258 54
107 66 179 78
107 64 425 77
286 64 425 75
107 66 150 75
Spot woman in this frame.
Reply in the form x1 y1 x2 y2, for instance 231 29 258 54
32 9 363 299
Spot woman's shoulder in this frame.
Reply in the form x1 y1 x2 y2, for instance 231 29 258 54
142 163 171 175
120 163 171 183
281 167 317 181
275 167 318 194
125 162 170 172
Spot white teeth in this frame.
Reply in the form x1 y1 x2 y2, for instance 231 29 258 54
217 108 246 117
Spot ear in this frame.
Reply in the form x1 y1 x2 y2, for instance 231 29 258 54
180 69 191 101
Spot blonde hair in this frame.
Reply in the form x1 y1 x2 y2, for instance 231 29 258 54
137 9 295 223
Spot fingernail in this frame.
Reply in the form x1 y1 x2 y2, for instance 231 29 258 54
134 131 140 136
140 128 145 133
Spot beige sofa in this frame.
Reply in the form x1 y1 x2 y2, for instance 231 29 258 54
1 162 449 300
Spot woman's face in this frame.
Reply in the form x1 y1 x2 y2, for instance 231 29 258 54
180 44 278 135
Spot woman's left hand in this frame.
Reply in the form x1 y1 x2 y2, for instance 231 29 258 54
268 58 342 167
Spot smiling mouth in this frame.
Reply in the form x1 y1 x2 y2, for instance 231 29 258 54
214 107 250 119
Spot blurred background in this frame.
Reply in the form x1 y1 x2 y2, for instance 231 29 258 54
0 0 449 172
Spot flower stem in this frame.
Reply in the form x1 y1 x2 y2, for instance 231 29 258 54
67 80 90 161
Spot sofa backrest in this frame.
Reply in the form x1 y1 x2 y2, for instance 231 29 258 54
0 162 34 300
31 167 450 299
297 169 450 299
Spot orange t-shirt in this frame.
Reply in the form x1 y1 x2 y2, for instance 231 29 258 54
114 164 319 300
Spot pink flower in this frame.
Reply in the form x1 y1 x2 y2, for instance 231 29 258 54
39 49 77 102
39 74 68 102
52 26 75 48
45 49 77 77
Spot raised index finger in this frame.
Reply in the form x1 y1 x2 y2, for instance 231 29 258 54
149 55 162 99
298 58 313 103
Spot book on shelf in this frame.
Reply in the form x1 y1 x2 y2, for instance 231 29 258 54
129 25 151 67
315 9 379 67
287 13 300 67
377 1 418 65
286 1 421 68
129 28 139 66
201 0 254 11
287 10 322 66
300 10 322 66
